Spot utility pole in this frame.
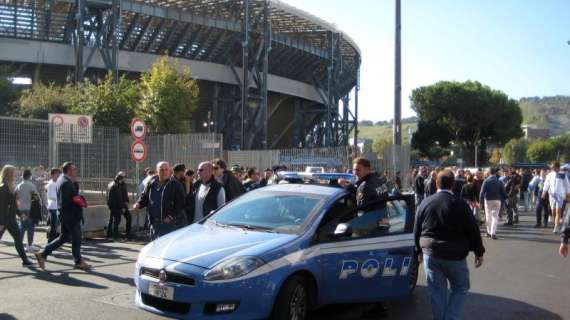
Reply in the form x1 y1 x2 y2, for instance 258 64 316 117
241 0 250 150
393 0 402 173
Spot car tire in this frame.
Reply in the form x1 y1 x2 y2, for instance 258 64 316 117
409 255 419 293
269 275 311 320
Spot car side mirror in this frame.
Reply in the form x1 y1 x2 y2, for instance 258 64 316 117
332 223 352 238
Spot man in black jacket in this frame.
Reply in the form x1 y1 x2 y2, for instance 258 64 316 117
36 162 91 271
414 169 485 320
134 162 187 239
414 166 428 206
212 159 245 201
189 162 226 223
106 172 131 240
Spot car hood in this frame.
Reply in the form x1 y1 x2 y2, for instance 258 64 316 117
145 223 298 269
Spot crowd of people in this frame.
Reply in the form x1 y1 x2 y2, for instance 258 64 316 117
410 162 570 238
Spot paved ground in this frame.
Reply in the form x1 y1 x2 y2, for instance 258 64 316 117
1 210 569 320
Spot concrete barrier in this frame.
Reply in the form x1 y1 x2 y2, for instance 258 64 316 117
82 205 143 238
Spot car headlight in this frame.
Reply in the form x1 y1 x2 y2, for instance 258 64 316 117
204 256 265 281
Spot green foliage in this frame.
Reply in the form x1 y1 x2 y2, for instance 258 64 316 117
411 80 523 164
71 74 139 132
17 83 81 119
502 138 529 165
489 148 502 166
0 68 17 116
551 133 570 162
372 137 391 158
138 56 199 134
526 140 556 163
358 122 416 144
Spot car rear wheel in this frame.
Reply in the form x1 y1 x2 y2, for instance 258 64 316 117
409 254 419 293
270 275 311 320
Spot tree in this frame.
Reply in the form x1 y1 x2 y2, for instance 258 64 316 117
411 81 523 165
551 133 570 162
526 140 556 163
138 56 199 134
488 148 502 166
372 137 391 158
72 74 139 132
16 83 81 119
0 68 17 116
502 138 529 165
359 120 374 127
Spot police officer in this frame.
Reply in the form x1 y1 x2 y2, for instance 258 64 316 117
340 157 390 235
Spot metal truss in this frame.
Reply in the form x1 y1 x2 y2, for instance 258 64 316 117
0 0 361 149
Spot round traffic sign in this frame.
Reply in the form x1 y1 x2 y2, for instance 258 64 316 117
77 116 90 128
130 140 147 163
130 118 147 140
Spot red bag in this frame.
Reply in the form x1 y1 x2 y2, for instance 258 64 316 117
73 195 88 208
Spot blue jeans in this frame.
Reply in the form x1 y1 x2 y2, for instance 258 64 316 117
423 254 470 320
19 210 35 246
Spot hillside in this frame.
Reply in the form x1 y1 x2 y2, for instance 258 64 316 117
358 122 417 143
519 96 570 136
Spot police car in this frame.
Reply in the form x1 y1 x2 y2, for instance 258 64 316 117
134 173 418 320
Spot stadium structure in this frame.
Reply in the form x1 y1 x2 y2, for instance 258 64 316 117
0 0 361 150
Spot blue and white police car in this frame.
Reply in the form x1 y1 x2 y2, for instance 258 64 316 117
134 173 418 320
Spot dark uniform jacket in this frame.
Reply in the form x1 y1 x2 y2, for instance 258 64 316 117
414 174 426 196
346 173 389 211
0 184 18 225
137 176 187 227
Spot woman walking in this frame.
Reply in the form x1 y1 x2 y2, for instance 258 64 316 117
0 165 34 266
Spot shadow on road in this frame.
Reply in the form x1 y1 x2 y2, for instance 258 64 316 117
312 286 563 320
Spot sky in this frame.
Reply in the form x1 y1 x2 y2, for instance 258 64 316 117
283 0 570 122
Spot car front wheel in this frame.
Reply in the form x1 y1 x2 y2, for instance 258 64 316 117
270 275 311 320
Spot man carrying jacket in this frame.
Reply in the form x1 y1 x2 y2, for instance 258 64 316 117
415 169 485 320
134 162 186 240
36 162 91 271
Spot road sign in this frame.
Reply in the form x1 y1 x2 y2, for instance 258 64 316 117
49 113 93 144
130 118 147 140
131 140 147 163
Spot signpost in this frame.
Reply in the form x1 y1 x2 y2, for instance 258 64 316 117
130 118 148 232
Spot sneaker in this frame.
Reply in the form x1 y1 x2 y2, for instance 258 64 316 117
22 260 34 267
553 226 560 234
74 260 92 271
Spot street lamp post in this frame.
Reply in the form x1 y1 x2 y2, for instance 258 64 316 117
203 111 215 159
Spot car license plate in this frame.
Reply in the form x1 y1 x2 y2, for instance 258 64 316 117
148 283 174 300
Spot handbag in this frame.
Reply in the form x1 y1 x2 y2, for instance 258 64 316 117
30 193 42 224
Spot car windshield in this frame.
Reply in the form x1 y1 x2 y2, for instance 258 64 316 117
206 191 325 234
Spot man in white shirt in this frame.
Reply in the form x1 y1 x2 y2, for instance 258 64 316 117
45 168 61 242
542 162 570 234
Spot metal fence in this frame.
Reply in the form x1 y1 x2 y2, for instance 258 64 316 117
0 116 223 205
0 116 412 203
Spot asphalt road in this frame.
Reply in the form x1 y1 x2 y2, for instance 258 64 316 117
0 210 568 320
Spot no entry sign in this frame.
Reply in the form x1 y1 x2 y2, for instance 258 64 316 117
130 118 147 140
131 140 147 163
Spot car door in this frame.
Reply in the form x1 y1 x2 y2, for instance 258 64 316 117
315 194 416 304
